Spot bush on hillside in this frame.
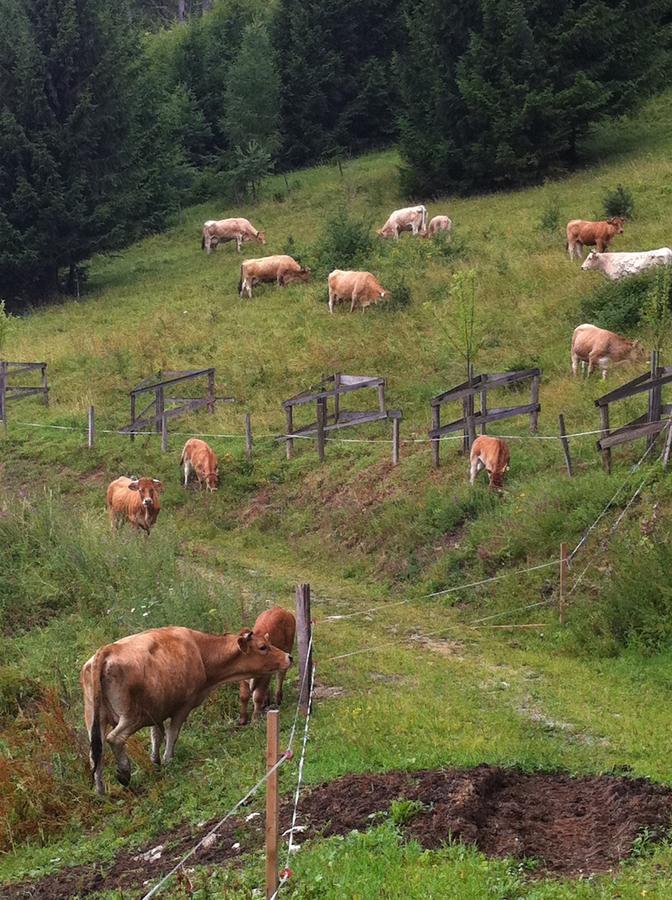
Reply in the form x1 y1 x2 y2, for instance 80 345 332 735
537 196 561 234
311 203 374 274
603 183 635 220
579 272 657 332
383 274 412 311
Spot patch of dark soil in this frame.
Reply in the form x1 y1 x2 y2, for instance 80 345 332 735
3 765 672 897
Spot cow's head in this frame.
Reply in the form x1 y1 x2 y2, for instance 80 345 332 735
128 477 163 508
236 628 292 674
488 469 507 493
255 230 266 245
581 251 600 271
205 464 219 493
608 217 625 233
283 267 311 286
631 340 646 362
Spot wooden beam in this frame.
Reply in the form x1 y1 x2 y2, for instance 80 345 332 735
431 404 441 467
295 584 313 716
558 414 573 476
595 369 672 407
265 710 280 900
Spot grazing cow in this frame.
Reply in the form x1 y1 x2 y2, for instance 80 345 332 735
238 255 311 299
180 438 218 492
469 436 510 492
377 205 428 239
566 217 625 259
201 218 266 254
106 476 163 534
328 269 389 314
81 626 292 794
581 248 672 280
239 607 296 726
425 215 452 239
571 323 646 379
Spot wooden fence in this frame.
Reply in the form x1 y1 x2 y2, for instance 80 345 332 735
279 373 402 464
429 366 541 466
0 361 49 432
595 352 672 473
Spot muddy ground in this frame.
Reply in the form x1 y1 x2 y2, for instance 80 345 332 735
3 764 672 898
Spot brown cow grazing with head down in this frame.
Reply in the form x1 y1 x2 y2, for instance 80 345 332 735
201 218 266 254
425 215 453 239
566 217 625 260
81 626 292 794
180 438 218 492
469 436 510 492
328 270 389 314
571 323 646 379
106 476 163 534
238 255 311 299
239 607 296 725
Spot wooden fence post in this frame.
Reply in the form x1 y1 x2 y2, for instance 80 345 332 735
295 584 313 716
207 369 216 415
155 386 165 435
558 414 573 477
647 350 661 451
559 543 569 625
130 392 136 443
599 404 612 474
0 361 7 435
530 373 540 433
41 364 49 407
480 387 488 435
663 421 672 470
265 709 280 900
161 413 169 452
285 406 294 460
245 413 253 460
431 405 440 468
88 406 95 449
316 400 326 463
392 417 400 466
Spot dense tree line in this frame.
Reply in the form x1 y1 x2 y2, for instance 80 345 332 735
1 0 670 303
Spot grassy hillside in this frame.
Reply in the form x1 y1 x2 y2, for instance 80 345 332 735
2 93 672 897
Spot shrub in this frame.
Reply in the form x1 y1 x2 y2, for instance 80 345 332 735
0 300 10 350
580 271 656 332
537 196 561 234
311 203 374 275
603 183 635 220
384 274 412 311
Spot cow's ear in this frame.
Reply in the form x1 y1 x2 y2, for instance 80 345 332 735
152 479 164 493
237 629 254 653
128 480 139 491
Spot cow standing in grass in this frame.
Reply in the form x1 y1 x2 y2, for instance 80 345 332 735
81 627 292 794
469 436 510 492
106 476 163 534
425 215 452 238
238 255 311 299
201 218 266 254
566 217 625 259
180 438 219 492
581 248 672 280
377 205 428 239
328 270 389 313
571 324 646 378
239 607 296 725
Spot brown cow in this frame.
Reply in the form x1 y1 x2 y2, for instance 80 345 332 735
81 626 292 794
566 217 625 260
201 218 266 254
571 323 646 379
106 476 163 534
328 269 389 314
425 215 452 238
239 607 296 725
469 436 510 492
238 255 311 299
180 438 219 492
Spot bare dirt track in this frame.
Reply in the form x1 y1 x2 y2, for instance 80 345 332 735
3 765 672 897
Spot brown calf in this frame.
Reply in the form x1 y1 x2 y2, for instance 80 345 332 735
239 607 296 725
81 626 292 794
566 217 625 260
469 436 510 492
238 255 311 299
328 269 389 314
180 438 219 491
106 476 163 534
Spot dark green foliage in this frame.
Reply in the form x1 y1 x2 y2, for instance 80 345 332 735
311 203 374 274
603 183 636 220
229 140 274 201
580 272 657 332
399 0 672 195
537 195 561 234
384 274 412 310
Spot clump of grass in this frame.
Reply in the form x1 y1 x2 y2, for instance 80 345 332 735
389 798 424 827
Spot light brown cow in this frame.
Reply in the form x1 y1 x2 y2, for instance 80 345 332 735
377 205 428 239
81 626 292 794
571 323 646 379
106 476 163 534
180 438 219 492
201 218 266 254
469 436 510 492
425 215 452 238
239 607 296 725
566 217 625 260
238 255 311 299
328 269 389 314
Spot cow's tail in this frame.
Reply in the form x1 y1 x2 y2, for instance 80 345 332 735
179 441 188 467
238 265 244 297
422 205 428 233
89 648 108 777
201 233 205 251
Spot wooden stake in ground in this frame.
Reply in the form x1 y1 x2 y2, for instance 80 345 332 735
88 406 95 449
245 413 253 460
295 583 313 716
559 542 569 625
558 414 573 477
265 709 279 900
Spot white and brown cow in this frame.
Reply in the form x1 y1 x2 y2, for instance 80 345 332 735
106 476 163 534
180 438 219 492
425 215 452 238
571 324 646 379
201 218 266 254
469 436 510 493
81 626 292 794
238 255 311 299
581 248 672 280
327 269 389 314
377 205 428 239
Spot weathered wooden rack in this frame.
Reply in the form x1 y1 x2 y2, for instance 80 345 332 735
429 366 541 466
0 361 49 431
279 373 402 464
120 368 233 444
595 352 672 473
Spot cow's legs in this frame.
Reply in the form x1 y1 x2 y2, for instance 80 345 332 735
239 679 252 726
162 707 192 764
469 457 484 484
252 676 271 720
274 671 286 707
571 350 579 376
183 459 193 488
236 236 242 253
84 697 106 794
106 717 137 787
150 724 165 766
328 289 335 315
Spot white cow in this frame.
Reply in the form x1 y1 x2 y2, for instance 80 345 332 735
377 205 428 239
581 248 672 280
